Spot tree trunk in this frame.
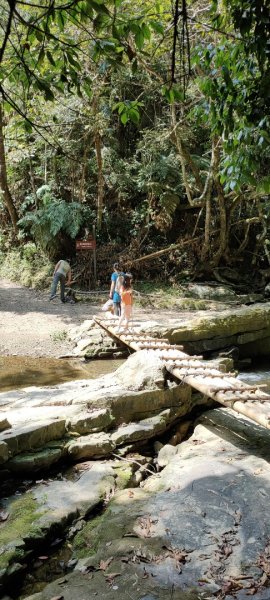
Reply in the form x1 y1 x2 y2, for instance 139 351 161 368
94 130 104 230
0 104 19 233
79 134 89 202
211 138 228 266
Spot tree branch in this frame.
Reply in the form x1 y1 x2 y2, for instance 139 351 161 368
0 0 17 64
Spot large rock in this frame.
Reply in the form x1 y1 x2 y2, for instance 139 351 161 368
67 432 116 459
0 462 115 590
69 319 127 359
0 351 192 472
1 419 66 457
142 301 270 356
22 407 270 600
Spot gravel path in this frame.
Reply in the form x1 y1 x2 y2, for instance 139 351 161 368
0 279 189 358
0 279 101 357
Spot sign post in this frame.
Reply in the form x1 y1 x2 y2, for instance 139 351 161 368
92 225 97 287
76 234 97 289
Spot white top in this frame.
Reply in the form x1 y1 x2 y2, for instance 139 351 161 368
56 260 70 276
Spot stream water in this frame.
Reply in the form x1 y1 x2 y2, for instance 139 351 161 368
238 358 270 393
0 355 125 392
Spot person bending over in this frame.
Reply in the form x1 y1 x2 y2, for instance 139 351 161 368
49 259 71 303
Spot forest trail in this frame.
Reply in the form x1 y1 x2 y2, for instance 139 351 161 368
0 279 182 358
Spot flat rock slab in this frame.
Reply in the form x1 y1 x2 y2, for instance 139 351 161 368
0 351 192 471
0 462 115 587
23 407 270 600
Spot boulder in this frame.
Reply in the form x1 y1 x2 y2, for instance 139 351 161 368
0 418 10 432
0 350 192 472
28 407 270 600
0 462 115 588
67 432 116 459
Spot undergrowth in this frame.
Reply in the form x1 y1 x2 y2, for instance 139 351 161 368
0 246 210 310
0 244 51 289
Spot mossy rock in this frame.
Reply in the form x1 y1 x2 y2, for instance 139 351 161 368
0 494 44 573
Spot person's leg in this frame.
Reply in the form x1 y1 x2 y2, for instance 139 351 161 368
117 304 125 330
59 274 66 302
113 301 121 316
123 305 132 329
50 273 60 299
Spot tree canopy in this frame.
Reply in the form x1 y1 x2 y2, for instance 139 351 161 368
0 0 269 285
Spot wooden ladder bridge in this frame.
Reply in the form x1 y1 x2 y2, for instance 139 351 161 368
94 316 270 431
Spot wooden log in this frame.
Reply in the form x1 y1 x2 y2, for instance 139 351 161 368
94 316 270 430
171 367 270 430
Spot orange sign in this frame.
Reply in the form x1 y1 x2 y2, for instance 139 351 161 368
76 239 96 250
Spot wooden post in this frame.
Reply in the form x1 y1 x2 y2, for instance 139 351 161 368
92 224 97 289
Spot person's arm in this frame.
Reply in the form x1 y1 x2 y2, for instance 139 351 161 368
66 268 72 285
109 282 114 299
54 261 61 275
109 275 116 299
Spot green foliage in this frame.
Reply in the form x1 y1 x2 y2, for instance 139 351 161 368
113 100 144 125
0 247 51 288
51 329 68 342
0 0 165 118
1 0 270 279
18 186 86 250
193 28 270 191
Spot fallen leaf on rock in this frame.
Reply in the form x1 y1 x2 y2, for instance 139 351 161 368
142 568 149 579
99 557 113 571
50 596 64 600
234 509 242 525
162 546 190 563
260 572 268 586
132 548 149 563
120 556 130 563
128 491 134 498
57 577 68 585
138 516 158 538
105 572 121 585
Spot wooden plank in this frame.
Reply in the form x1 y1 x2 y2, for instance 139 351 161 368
94 317 270 430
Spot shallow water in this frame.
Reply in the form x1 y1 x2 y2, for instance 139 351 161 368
0 355 124 392
238 358 270 393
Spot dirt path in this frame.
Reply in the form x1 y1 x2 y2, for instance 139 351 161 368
0 279 102 357
0 279 183 358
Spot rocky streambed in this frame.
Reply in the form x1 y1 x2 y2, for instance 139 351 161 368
1 305 270 600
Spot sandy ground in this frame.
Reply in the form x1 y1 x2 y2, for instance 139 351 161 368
0 279 103 357
0 279 183 358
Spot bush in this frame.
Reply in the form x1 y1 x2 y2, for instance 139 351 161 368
0 246 52 289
